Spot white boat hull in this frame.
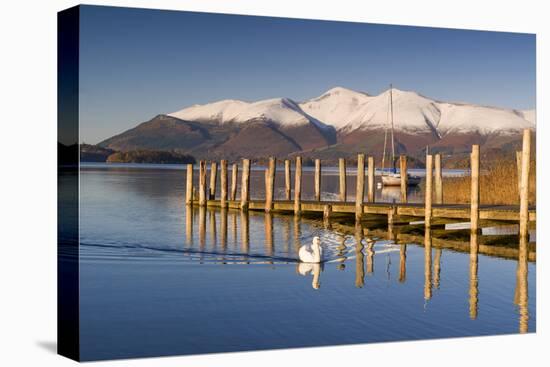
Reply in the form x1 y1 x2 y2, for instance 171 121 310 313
381 174 420 186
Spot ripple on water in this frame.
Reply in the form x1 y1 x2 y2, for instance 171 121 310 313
79 230 406 267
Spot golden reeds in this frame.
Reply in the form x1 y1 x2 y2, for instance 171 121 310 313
442 159 536 205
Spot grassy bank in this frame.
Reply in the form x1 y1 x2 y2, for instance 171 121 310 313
441 158 536 205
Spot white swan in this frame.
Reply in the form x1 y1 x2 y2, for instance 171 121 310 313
299 236 323 263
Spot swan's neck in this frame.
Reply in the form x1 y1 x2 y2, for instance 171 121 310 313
311 244 321 261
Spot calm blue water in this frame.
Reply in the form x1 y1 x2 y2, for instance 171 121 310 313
76 164 535 361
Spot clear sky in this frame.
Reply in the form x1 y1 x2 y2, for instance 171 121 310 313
79 5 536 144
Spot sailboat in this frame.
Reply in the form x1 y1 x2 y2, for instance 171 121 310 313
380 85 421 187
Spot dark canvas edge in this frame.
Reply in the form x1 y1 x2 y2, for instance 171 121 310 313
57 4 80 362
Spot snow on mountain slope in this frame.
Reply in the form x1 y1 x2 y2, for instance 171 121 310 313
436 103 532 135
304 87 533 135
521 109 536 126
232 98 313 126
299 87 372 129
169 99 249 123
344 89 441 134
169 97 327 128
168 87 534 136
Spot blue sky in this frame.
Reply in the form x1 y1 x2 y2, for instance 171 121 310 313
79 5 536 144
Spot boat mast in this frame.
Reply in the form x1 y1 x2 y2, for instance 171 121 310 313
381 89 390 172
390 84 396 170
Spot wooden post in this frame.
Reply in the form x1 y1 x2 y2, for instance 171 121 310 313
314 159 321 201
367 156 375 203
199 160 207 206
425 155 433 228
399 155 407 203
240 159 250 211
284 159 291 201
185 163 194 205
323 204 332 222
470 145 480 233
519 129 531 240
339 158 347 202
220 160 228 208
265 157 276 212
516 150 522 202
231 163 238 201
355 154 365 221
209 162 217 199
435 154 443 204
294 156 302 215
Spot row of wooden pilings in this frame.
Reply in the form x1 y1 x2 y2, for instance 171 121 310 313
185 154 426 219
186 129 532 239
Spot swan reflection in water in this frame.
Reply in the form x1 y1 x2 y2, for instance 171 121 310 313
297 262 323 289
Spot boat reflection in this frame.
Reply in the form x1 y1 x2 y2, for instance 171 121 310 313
380 186 401 203
380 185 422 203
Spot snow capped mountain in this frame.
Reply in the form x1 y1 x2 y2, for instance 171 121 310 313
168 87 535 136
169 99 248 123
169 97 329 128
521 109 536 126
345 89 441 134
101 86 535 160
231 97 314 126
299 87 372 129
436 103 533 135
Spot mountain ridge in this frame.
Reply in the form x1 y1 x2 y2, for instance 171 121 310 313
99 86 535 161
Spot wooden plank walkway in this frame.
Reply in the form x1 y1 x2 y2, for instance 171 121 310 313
194 199 536 222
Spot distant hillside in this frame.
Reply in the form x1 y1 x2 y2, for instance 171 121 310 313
97 86 535 162
80 144 114 162
99 113 336 160
106 150 195 164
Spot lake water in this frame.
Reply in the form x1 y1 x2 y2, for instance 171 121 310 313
76 163 536 361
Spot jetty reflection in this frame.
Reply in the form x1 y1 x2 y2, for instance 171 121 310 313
515 235 529 333
469 232 479 319
185 205 533 332
355 224 365 288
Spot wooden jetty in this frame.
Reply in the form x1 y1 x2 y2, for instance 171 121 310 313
186 129 535 241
